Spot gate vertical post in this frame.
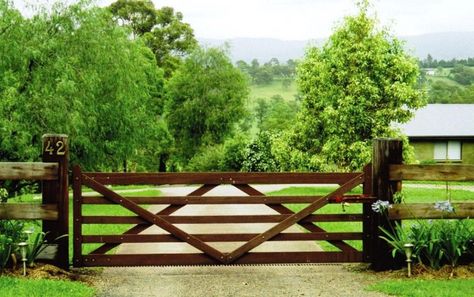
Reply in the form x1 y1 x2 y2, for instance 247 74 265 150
371 138 403 271
72 165 83 267
42 134 69 270
362 163 374 263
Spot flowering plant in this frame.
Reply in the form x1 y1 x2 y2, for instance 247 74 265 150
372 195 473 271
434 201 454 213
371 200 392 213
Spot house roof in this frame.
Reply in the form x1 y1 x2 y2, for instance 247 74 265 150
398 104 474 138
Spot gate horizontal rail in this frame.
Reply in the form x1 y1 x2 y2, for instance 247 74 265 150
82 232 364 243
82 195 374 204
82 251 363 266
81 214 364 224
81 172 362 185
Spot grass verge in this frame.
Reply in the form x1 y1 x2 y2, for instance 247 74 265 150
367 279 474 297
0 276 94 297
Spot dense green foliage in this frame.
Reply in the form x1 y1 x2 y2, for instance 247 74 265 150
291 1 425 170
254 95 299 133
109 0 197 77
165 47 249 165
0 1 167 172
427 80 474 103
236 58 296 86
420 54 474 68
450 64 474 85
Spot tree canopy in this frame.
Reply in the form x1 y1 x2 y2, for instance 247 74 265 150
165 47 249 164
0 1 166 170
109 0 197 77
292 1 426 170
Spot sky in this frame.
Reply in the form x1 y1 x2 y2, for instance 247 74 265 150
12 0 474 40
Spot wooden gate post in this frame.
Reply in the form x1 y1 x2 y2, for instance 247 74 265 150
42 134 69 270
370 138 403 270
362 163 374 263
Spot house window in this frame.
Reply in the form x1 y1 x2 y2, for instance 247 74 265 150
434 141 461 161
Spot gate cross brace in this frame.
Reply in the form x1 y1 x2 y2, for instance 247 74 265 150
81 175 227 264
234 184 358 253
89 184 216 255
224 173 365 264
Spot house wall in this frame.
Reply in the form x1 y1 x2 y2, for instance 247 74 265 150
411 141 434 163
410 140 474 164
463 141 474 164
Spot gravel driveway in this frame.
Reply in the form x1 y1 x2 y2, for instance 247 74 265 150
94 264 387 297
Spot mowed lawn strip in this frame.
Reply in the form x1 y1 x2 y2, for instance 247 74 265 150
79 188 162 255
0 276 94 297
267 186 363 251
367 279 474 297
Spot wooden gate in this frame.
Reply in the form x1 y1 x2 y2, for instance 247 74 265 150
73 166 375 266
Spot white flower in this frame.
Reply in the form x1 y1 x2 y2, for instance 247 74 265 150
371 200 392 213
434 201 454 213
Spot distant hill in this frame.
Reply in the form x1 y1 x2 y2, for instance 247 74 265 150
200 31 474 63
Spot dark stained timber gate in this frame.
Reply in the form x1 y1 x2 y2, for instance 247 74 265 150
73 165 375 267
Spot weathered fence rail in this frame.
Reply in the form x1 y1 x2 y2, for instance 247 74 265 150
388 203 474 220
389 164 474 181
387 163 474 220
0 134 69 269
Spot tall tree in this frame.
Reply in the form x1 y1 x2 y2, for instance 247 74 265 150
165 47 249 163
109 0 197 76
0 1 166 171
293 0 426 170
109 0 156 36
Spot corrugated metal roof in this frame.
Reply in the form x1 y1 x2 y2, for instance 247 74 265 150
398 104 474 137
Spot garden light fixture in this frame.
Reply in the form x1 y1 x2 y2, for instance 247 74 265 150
403 243 414 277
23 229 33 241
17 242 28 276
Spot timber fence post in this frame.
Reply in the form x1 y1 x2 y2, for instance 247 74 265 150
370 138 403 270
42 134 69 270
362 163 374 263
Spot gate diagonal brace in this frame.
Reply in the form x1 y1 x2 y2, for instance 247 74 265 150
234 184 358 253
225 173 365 264
89 184 216 255
81 175 227 264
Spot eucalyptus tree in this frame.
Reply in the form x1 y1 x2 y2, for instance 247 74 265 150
109 0 197 77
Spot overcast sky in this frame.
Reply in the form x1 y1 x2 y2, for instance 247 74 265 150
13 0 474 40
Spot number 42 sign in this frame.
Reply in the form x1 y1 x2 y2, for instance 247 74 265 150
44 140 66 156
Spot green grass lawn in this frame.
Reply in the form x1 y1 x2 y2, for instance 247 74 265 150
428 76 466 88
367 279 474 297
268 186 363 251
80 188 161 255
0 276 94 297
249 79 298 103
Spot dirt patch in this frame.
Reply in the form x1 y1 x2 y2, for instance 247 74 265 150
1 263 100 285
360 263 474 280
